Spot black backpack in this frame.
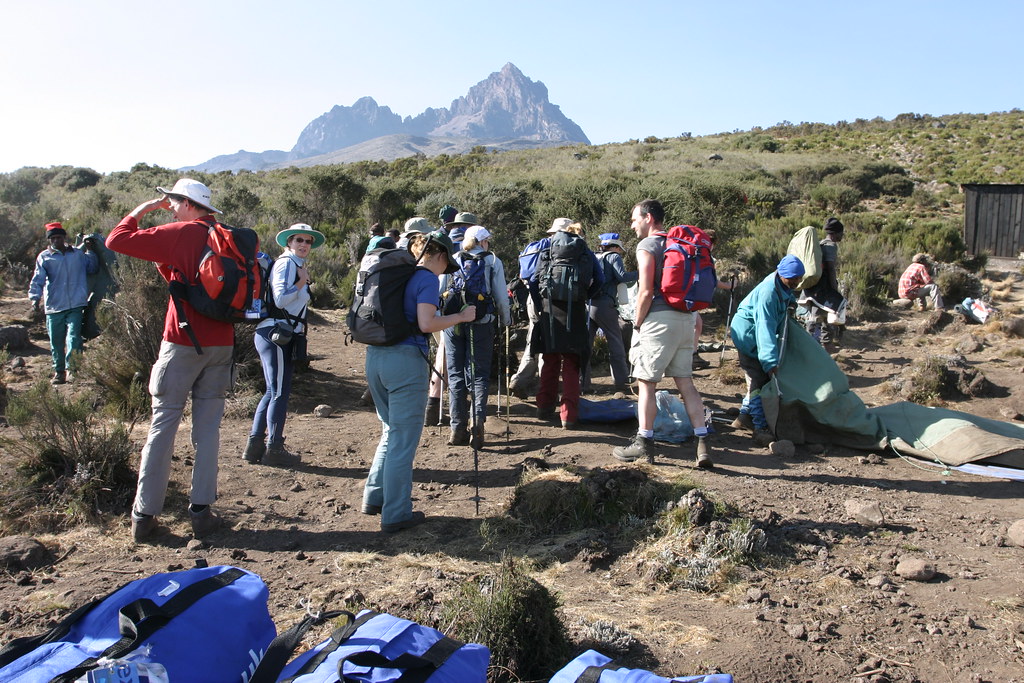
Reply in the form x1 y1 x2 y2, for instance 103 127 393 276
346 247 428 345
539 231 593 303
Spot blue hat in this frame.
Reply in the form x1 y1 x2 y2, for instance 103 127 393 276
448 225 466 244
599 232 623 248
777 254 806 279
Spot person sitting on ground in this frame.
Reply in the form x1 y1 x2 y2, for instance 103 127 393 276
28 222 99 384
729 254 805 446
898 253 944 311
244 224 324 467
584 232 636 392
362 231 475 533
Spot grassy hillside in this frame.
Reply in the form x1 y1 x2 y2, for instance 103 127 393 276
1 110 1018 316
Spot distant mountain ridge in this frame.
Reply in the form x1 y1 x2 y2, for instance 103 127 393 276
187 63 589 173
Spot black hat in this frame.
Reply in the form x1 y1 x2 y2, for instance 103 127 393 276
824 217 844 235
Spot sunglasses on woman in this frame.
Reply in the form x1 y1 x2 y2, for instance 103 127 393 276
291 236 314 244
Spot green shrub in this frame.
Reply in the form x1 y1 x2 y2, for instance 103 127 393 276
439 555 569 683
1 381 136 532
808 183 862 213
876 173 915 197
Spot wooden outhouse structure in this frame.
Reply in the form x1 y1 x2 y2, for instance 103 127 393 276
962 184 1024 257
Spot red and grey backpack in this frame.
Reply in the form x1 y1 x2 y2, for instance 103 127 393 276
657 225 717 312
168 219 263 353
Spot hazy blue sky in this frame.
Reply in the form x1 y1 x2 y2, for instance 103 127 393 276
2 0 1021 173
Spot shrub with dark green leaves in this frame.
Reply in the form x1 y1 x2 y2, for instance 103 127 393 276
1 381 136 532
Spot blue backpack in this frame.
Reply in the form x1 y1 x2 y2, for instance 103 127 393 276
550 649 732 683
441 251 493 322
517 237 549 282
249 609 489 683
0 565 277 683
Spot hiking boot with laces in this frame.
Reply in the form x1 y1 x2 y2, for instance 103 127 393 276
753 429 775 447
695 437 714 469
51 371 66 385
242 435 266 463
613 435 654 463
189 507 221 537
263 441 300 467
536 406 556 421
448 427 469 446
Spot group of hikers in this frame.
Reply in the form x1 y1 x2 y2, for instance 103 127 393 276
24 177 945 539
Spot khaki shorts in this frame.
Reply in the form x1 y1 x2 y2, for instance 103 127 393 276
629 308 696 382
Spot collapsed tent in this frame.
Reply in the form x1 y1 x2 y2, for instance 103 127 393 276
869 402 1024 470
758 317 1024 475
760 318 887 449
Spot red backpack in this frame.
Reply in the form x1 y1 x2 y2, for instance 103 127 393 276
168 220 263 353
657 225 717 312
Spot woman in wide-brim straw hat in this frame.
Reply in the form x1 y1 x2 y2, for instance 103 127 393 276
243 223 325 467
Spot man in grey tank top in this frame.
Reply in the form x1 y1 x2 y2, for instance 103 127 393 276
612 199 714 468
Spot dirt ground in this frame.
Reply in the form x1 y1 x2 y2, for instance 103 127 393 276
1 266 1023 683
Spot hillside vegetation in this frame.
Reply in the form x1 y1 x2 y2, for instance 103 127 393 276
2 110 1020 316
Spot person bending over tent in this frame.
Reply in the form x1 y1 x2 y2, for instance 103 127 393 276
729 254 805 446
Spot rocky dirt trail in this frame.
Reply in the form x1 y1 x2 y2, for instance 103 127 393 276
1 266 1023 682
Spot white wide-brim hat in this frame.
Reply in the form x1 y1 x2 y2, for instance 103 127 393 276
156 178 221 214
276 223 326 249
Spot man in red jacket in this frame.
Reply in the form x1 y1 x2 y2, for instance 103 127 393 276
106 179 233 541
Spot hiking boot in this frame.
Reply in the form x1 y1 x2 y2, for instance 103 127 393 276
730 413 755 432
423 397 441 426
263 441 300 467
51 371 66 385
692 354 710 370
359 388 374 406
536 406 556 421
695 437 714 469
242 435 266 464
448 427 470 446
470 424 485 450
613 435 654 463
753 429 775 447
131 512 159 542
361 503 382 515
381 510 426 534
510 383 530 400
189 507 221 537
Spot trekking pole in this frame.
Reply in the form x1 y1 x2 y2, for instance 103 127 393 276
719 275 737 367
467 321 481 516
505 323 511 444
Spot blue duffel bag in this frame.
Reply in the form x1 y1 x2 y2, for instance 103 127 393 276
0 565 277 683
550 649 732 683
250 609 489 683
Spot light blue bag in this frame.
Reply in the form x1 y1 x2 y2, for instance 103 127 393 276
550 649 733 683
251 609 489 683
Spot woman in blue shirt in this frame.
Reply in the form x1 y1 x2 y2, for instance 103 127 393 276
363 231 476 533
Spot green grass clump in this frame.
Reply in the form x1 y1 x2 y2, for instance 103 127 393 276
1 381 135 532
439 555 569 683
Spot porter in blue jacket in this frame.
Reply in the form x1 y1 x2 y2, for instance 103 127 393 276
728 255 805 435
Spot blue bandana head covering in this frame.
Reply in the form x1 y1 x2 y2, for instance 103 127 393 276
777 254 806 279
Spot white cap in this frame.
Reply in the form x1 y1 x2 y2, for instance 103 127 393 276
464 225 492 243
548 217 572 233
156 178 221 214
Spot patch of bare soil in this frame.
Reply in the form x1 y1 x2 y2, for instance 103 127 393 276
1 271 1023 682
